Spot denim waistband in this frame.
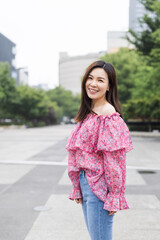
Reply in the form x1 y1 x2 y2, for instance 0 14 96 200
79 169 86 177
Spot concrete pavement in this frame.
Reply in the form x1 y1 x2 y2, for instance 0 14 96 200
0 125 160 240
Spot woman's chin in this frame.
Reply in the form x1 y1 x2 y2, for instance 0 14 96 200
87 94 97 99
87 92 98 99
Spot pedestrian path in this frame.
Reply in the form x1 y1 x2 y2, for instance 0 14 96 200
24 168 160 240
0 126 160 240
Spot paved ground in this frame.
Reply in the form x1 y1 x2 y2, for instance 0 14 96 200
0 125 160 240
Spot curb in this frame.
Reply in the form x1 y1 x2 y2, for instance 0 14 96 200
130 131 160 138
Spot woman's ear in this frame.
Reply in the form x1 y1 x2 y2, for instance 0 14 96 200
107 83 110 91
106 86 109 92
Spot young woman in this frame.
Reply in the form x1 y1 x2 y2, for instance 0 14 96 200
65 60 133 240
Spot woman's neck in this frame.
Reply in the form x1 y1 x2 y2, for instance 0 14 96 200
91 98 108 109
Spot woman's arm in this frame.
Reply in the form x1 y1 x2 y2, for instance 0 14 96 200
68 150 82 200
102 148 129 211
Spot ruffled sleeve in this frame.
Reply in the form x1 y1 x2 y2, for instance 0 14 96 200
103 149 129 211
97 112 133 153
96 113 133 211
68 150 82 200
65 112 133 154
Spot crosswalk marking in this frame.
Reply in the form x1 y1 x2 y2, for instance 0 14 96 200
24 194 89 240
126 169 146 185
58 169 146 186
0 160 159 171
0 160 68 166
24 194 160 240
58 169 70 185
0 164 35 184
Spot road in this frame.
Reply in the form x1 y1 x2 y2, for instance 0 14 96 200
0 125 160 240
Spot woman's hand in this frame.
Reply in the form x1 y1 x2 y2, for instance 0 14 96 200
109 211 117 215
75 198 82 204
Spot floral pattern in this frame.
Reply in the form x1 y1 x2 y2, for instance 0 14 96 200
66 112 134 211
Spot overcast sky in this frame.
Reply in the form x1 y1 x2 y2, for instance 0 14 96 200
0 0 129 88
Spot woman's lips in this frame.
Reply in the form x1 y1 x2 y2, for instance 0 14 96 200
88 88 98 94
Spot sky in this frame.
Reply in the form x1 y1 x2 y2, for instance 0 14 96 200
0 0 129 89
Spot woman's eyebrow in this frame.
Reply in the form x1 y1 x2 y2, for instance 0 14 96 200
89 74 106 80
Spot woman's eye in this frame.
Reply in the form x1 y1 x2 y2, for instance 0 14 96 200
98 79 103 82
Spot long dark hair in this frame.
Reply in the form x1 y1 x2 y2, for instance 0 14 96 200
74 60 122 122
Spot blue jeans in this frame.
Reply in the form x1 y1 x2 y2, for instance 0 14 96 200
79 170 114 240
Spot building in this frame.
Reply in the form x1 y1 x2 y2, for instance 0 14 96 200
107 1 148 53
0 33 17 80
31 83 49 91
107 1 151 53
129 0 147 32
16 67 29 85
107 31 132 53
59 51 106 95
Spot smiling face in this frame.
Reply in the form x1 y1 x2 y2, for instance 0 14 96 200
85 67 109 102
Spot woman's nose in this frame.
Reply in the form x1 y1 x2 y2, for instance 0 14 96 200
90 79 97 86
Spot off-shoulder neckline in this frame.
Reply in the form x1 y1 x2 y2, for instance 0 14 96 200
87 112 120 118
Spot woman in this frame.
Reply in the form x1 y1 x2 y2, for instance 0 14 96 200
65 60 133 240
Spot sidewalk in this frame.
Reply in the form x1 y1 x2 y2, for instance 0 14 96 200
1 124 160 137
0 125 159 240
24 133 160 240
130 131 160 138
24 168 160 240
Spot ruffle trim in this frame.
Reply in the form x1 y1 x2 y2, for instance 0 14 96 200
66 112 133 153
68 188 82 200
103 192 130 211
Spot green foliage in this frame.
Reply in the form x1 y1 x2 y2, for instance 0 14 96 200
1 0 160 130
100 46 160 121
123 61 160 120
0 62 18 118
0 62 80 126
47 101 63 124
101 48 141 103
122 0 160 122
125 95 160 121
126 0 160 63
46 86 81 118
14 86 48 120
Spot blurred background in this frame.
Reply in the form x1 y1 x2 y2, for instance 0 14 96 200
0 0 160 240
0 0 159 129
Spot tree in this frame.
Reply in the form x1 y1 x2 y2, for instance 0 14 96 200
13 85 57 123
100 48 141 104
0 62 18 118
0 63 69 125
124 0 160 122
126 0 160 63
47 86 81 118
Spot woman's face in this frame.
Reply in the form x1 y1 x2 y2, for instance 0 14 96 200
85 67 109 101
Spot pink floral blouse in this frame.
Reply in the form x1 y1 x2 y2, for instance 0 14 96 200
65 112 134 211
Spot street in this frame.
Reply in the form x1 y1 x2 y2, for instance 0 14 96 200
0 125 160 240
